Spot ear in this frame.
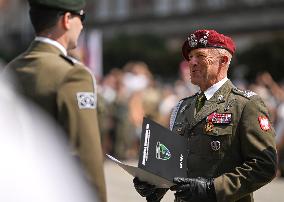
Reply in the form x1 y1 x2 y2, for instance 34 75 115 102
220 55 229 66
61 12 72 30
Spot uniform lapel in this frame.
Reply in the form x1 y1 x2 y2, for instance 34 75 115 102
188 80 233 131
185 96 197 125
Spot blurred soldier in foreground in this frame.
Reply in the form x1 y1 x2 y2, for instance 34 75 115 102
0 75 98 202
5 0 106 201
133 30 277 202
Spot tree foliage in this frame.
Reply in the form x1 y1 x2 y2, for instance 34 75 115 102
237 38 284 82
103 34 181 78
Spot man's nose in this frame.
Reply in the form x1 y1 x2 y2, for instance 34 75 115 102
189 56 198 66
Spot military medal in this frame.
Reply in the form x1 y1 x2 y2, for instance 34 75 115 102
207 112 232 124
204 122 214 133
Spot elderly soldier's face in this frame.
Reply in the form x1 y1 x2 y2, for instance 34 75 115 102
187 48 222 91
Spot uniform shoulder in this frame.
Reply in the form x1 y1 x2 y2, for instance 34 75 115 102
59 54 90 74
33 53 82 85
44 54 90 79
60 54 83 66
231 87 258 100
59 57 95 88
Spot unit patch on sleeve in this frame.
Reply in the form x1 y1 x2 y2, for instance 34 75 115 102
258 116 271 131
76 92 96 109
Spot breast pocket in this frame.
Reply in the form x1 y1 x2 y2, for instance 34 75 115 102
205 124 233 158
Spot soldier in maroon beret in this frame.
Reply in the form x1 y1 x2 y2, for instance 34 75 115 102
133 30 277 202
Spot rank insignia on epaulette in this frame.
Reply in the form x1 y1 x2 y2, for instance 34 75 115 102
232 88 257 98
232 87 243 94
244 90 257 98
258 116 271 131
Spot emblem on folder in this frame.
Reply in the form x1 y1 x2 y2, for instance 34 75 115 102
156 142 171 160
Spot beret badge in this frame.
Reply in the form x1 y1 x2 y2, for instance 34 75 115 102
188 31 209 48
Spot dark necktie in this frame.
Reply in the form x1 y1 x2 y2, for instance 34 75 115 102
195 92 206 113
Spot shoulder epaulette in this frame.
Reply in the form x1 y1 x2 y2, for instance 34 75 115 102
232 87 257 99
60 54 81 65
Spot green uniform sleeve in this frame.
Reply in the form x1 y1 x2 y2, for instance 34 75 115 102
56 66 107 202
214 96 277 202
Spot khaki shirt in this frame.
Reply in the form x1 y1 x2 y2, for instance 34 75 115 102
6 41 107 202
171 80 277 202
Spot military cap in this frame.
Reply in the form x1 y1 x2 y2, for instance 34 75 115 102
182 29 236 61
28 0 86 12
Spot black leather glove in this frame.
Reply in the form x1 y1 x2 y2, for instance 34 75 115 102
133 177 156 197
133 177 168 202
170 177 216 201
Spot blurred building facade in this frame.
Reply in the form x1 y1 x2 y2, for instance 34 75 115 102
1 0 284 61
0 0 31 61
88 0 284 50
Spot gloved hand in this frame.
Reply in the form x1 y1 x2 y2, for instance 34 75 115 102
133 177 156 197
170 177 216 201
133 177 168 202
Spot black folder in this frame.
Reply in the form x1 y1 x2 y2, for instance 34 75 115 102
107 117 187 188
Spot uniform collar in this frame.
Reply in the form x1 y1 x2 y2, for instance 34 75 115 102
203 77 228 100
34 37 67 56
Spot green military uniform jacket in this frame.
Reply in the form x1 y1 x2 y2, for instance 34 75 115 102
171 80 277 202
6 41 107 202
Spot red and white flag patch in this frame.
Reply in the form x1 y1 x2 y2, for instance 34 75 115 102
258 116 271 131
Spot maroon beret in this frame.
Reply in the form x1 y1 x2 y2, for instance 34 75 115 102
182 29 236 61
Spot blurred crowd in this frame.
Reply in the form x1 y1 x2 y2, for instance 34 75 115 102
1 56 284 177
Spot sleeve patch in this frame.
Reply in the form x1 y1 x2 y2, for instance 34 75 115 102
258 116 271 131
76 92 96 109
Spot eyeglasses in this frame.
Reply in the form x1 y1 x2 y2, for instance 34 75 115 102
70 10 86 23
59 10 86 23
